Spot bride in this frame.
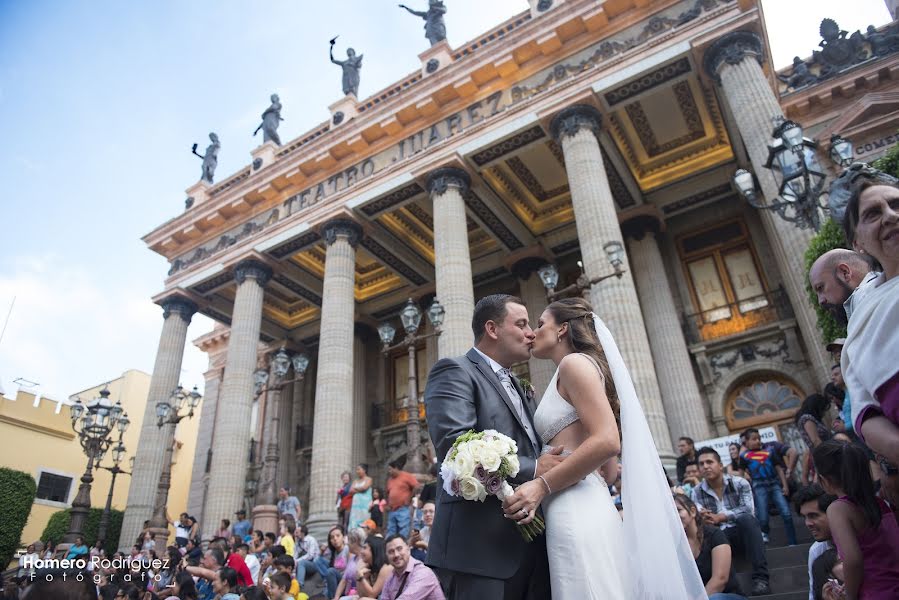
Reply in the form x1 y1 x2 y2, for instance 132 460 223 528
502 297 706 599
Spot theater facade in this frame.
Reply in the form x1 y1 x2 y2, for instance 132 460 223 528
122 0 899 542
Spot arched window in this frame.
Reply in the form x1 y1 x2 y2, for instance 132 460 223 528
726 378 802 430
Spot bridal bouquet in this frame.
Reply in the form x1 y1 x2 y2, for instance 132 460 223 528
440 429 545 541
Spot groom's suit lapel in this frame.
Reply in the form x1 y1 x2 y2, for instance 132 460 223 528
510 376 539 437
465 348 531 436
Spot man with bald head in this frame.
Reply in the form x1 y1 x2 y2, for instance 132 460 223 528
808 248 875 325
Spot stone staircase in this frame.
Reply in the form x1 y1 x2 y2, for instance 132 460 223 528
303 517 816 599
733 516 814 600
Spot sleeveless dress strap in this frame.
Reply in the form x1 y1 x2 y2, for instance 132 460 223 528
575 352 605 383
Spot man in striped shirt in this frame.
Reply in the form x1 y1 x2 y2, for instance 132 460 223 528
692 446 770 596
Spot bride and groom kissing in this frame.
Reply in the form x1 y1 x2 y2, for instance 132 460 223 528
423 294 708 600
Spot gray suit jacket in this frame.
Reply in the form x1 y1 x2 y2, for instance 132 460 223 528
423 348 543 579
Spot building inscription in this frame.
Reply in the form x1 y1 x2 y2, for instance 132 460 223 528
283 90 506 216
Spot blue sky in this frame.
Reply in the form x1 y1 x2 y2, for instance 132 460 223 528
0 0 891 402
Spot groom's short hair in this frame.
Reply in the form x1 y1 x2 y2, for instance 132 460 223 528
472 294 524 343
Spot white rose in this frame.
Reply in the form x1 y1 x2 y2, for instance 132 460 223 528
498 481 515 501
466 439 487 465
440 461 456 495
480 446 502 472
505 454 520 477
488 436 511 457
458 475 487 502
453 445 476 478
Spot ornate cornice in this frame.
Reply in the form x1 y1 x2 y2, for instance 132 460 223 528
160 295 199 324
703 31 764 84
234 259 273 287
321 218 363 248
550 104 602 143
426 167 471 196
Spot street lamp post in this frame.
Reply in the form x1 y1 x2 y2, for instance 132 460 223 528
145 385 202 546
537 241 626 300
251 348 310 531
95 437 132 547
732 118 854 231
66 388 129 543
378 298 445 475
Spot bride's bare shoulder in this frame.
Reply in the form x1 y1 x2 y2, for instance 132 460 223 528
557 352 601 380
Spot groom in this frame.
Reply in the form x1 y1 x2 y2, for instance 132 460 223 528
424 294 558 599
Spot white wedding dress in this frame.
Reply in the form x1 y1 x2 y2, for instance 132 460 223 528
534 363 629 599
532 316 708 600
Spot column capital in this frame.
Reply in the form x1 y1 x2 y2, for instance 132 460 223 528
621 214 664 241
234 259 273 287
160 295 198 324
550 104 602 142
509 256 549 280
321 218 363 248
426 167 471 196
702 31 764 83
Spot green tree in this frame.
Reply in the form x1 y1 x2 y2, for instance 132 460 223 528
40 507 124 555
0 468 37 569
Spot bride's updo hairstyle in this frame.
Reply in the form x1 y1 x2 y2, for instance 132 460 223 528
546 297 620 428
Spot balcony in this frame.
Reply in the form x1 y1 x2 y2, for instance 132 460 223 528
683 287 794 345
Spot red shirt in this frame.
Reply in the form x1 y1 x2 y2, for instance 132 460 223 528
227 553 253 588
386 470 420 510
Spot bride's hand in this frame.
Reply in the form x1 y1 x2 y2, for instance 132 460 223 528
502 479 546 525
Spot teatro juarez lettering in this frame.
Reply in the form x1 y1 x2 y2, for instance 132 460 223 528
282 90 506 216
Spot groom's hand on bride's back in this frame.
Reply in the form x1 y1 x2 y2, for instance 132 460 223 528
535 445 566 478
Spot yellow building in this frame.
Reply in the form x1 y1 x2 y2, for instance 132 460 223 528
0 369 199 555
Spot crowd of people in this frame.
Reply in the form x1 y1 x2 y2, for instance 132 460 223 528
7 460 444 600
6 167 899 600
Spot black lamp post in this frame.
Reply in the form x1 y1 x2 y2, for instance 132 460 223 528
95 435 132 547
66 389 129 543
254 348 310 509
378 298 445 474
732 118 854 231
537 241 626 300
145 385 202 538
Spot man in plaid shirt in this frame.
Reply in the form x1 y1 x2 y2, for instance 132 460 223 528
692 447 771 596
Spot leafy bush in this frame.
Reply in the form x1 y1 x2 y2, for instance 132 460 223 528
40 507 124 555
871 140 899 177
0 468 37 568
804 219 849 343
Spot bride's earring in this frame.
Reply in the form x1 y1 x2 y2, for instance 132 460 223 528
557 330 562 344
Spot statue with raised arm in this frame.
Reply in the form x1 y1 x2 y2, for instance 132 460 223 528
191 132 220 184
329 37 363 97
399 0 447 46
254 94 283 146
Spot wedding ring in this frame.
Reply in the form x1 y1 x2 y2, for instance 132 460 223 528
519 508 527 517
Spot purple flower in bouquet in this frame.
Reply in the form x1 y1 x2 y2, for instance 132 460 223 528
485 475 502 495
474 465 488 483
450 478 460 495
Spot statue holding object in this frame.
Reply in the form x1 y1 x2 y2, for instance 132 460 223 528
191 132 220 184
399 1 447 47
330 37 363 97
254 94 283 146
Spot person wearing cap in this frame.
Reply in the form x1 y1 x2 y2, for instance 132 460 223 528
361 519 380 536
232 508 252 540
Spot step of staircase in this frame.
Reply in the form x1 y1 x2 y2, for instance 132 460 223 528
752 591 809 600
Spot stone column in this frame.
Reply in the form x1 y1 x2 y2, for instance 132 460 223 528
352 332 369 468
186 365 222 526
550 105 675 459
202 259 271 539
288 377 305 493
252 354 286 535
623 215 712 442
511 258 556 402
703 31 830 380
120 295 197 551
306 219 361 539
427 168 475 359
